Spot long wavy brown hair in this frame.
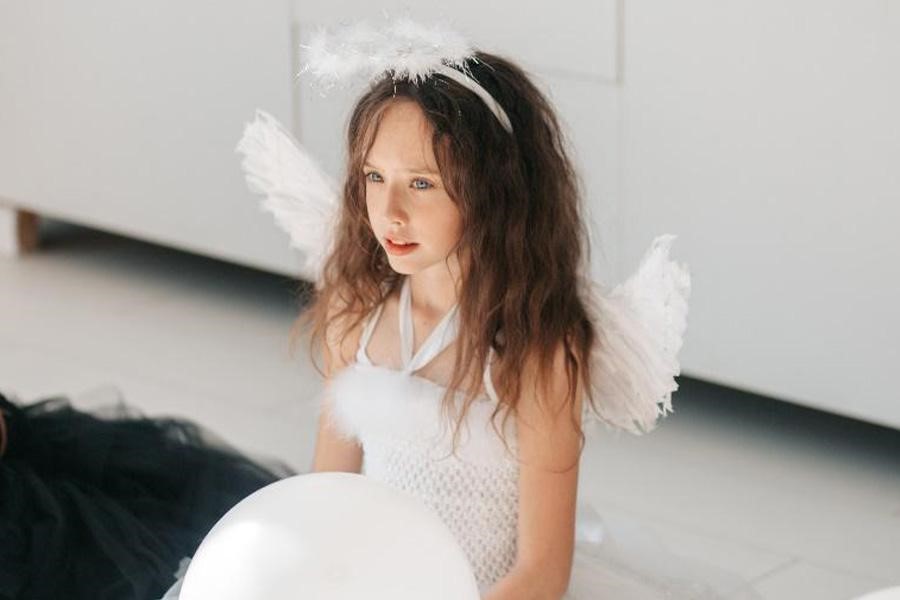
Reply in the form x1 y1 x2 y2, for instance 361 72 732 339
290 51 599 471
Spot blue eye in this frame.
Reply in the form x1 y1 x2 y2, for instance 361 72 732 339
364 171 434 191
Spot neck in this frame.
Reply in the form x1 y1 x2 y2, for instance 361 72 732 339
406 262 464 320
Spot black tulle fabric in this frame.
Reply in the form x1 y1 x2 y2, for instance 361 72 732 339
0 391 294 600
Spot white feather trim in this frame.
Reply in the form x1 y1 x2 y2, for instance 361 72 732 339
234 109 339 284
325 363 518 465
584 234 692 435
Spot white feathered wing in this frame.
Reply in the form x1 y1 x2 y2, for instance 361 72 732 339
235 109 340 285
583 234 692 435
235 110 692 436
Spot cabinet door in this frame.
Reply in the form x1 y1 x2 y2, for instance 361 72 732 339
0 0 303 276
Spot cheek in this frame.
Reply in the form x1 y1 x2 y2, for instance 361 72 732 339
435 208 463 247
363 192 377 225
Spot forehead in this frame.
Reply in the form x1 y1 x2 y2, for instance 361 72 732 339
365 100 438 170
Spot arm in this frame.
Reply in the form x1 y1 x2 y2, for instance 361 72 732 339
481 563 566 600
310 298 364 474
483 343 582 600
310 391 363 473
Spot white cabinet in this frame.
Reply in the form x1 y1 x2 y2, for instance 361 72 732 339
0 0 302 274
1 2 897 429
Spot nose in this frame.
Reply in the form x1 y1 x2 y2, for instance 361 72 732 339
382 180 408 226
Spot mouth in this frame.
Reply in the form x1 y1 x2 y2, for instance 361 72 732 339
384 236 420 255
385 236 416 245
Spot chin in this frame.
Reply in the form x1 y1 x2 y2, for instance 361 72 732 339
387 264 415 275
385 256 417 274
385 255 439 276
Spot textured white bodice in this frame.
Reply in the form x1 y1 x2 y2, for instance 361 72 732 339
325 276 520 593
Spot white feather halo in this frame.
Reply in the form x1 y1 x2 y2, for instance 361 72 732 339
299 16 477 91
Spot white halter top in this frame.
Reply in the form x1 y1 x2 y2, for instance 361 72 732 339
325 276 520 592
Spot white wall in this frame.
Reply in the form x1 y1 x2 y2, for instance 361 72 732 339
1 1 897 427
0 0 301 274
618 1 900 426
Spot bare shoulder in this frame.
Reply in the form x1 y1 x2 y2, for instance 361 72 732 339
515 341 584 471
322 289 366 378
313 289 367 474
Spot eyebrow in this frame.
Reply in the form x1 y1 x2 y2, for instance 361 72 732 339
363 161 440 176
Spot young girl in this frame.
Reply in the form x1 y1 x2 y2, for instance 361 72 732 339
159 18 760 600
280 28 757 600
306 58 590 599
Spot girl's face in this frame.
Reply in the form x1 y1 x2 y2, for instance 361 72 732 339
363 100 464 277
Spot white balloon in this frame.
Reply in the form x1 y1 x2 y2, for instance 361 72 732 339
179 472 480 600
856 587 900 600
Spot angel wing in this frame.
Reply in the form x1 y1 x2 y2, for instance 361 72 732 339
583 234 692 436
235 110 690 435
235 109 340 285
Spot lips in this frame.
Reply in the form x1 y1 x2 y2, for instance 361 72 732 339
385 236 417 245
384 236 419 256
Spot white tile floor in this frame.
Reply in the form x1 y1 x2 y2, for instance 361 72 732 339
1 218 898 599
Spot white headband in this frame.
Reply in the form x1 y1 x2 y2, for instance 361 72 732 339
298 17 514 134
429 64 513 134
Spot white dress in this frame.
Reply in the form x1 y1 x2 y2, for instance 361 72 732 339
160 276 761 599
324 276 761 599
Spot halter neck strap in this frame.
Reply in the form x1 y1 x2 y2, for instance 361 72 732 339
355 301 385 366
399 276 460 374
353 277 501 404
